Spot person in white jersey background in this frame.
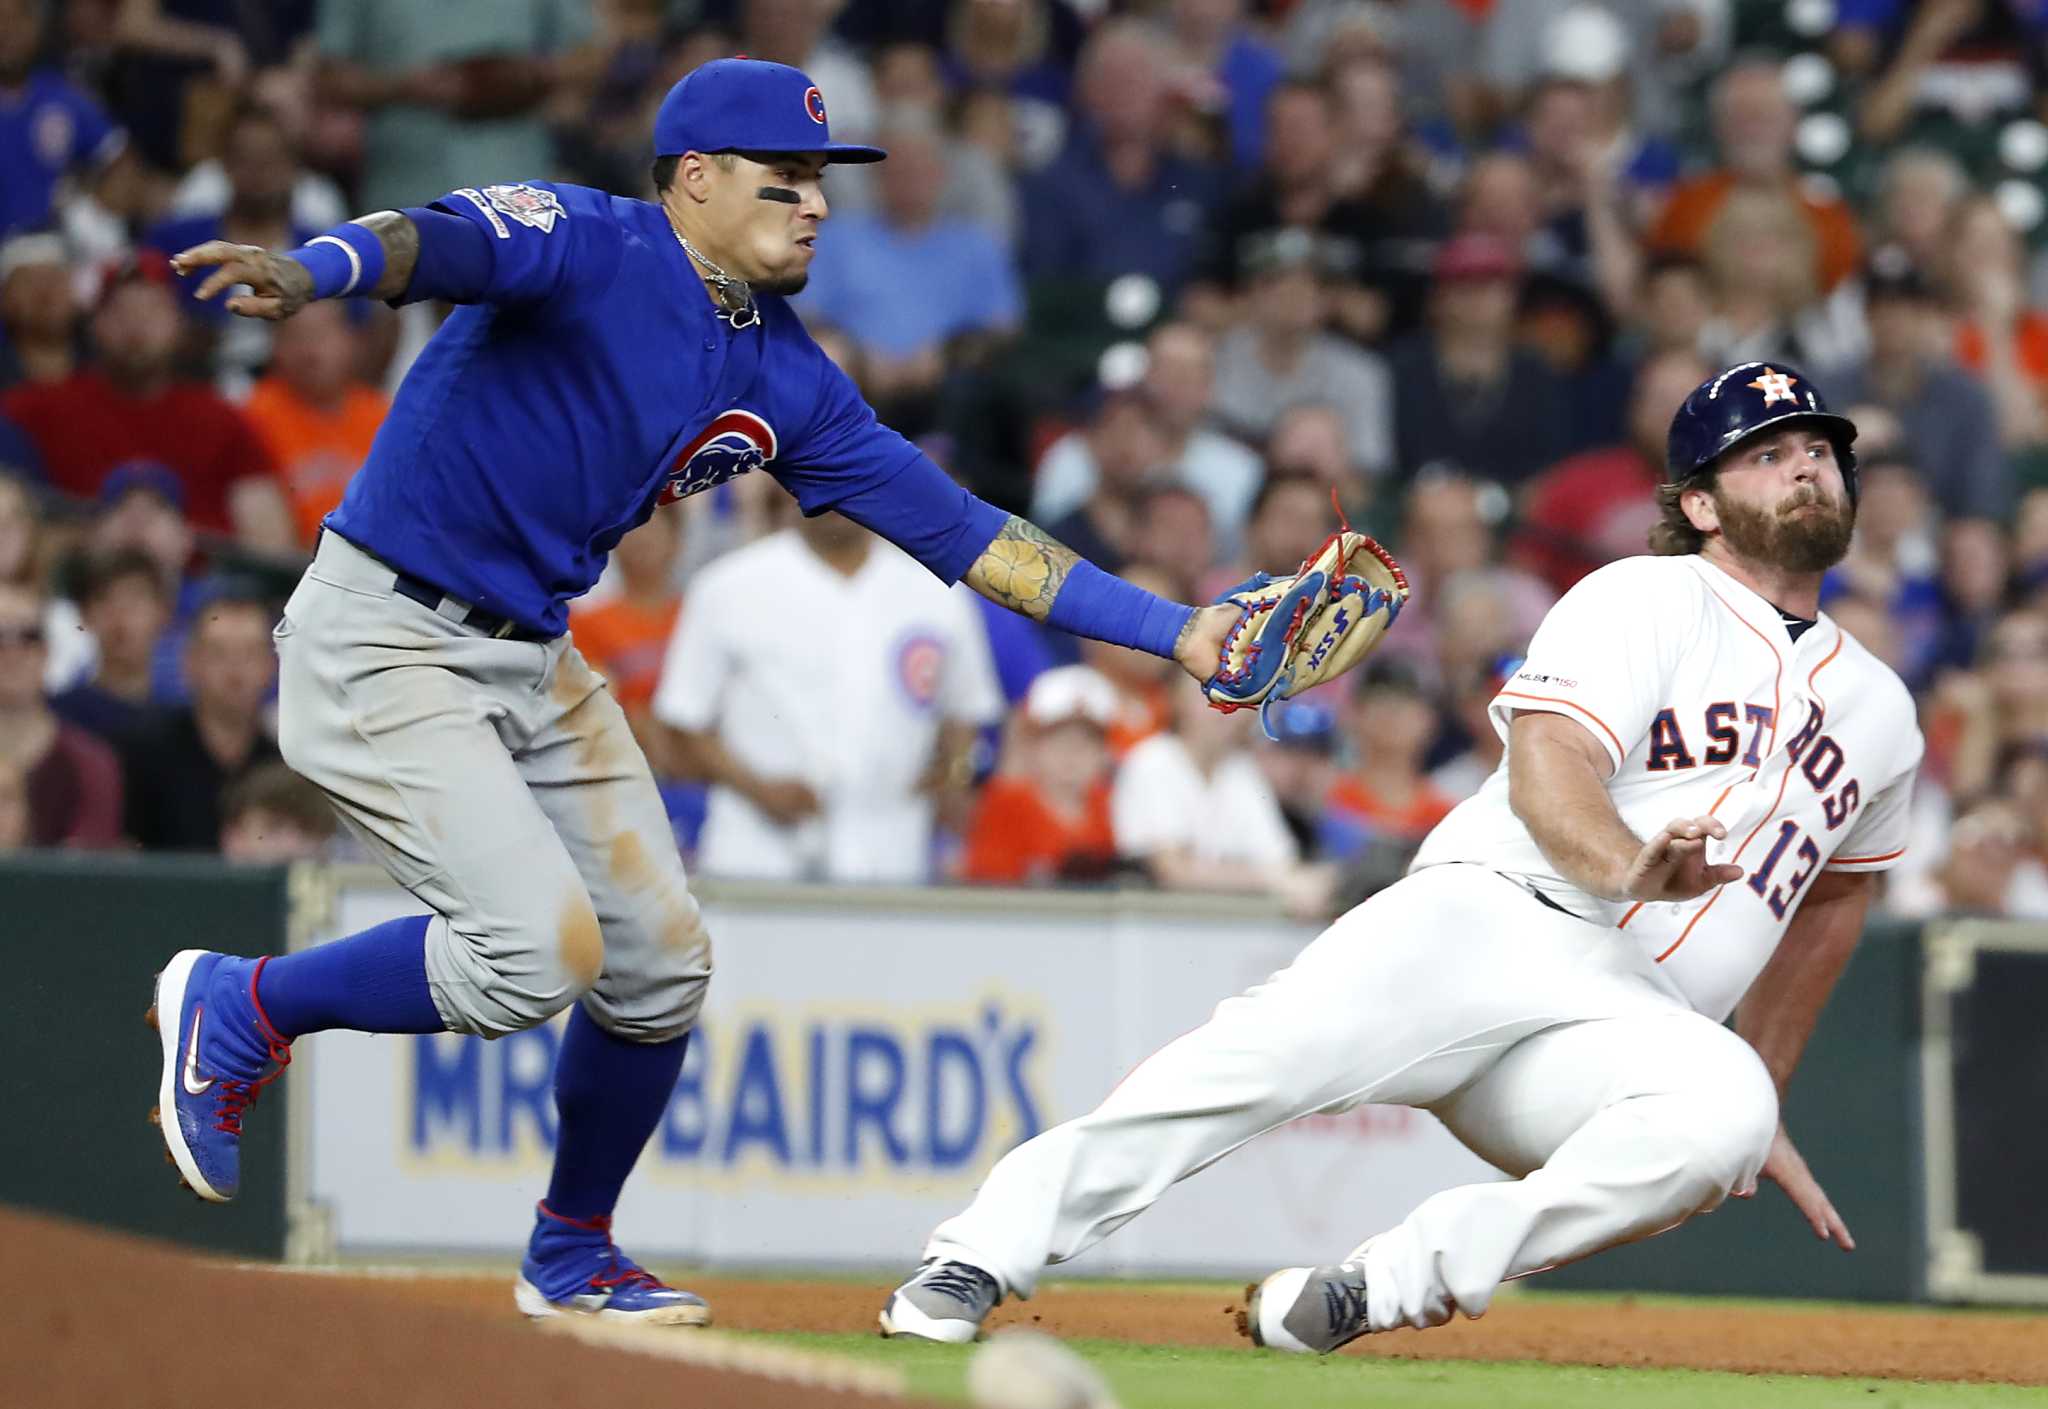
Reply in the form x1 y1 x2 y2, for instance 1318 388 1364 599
878 360 1925 1353
653 507 1002 883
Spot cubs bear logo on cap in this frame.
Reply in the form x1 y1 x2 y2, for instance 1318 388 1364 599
654 59 885 163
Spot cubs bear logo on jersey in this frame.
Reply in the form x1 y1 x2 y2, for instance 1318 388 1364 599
34 104 76 166
658 409 779 505
894 631 946 711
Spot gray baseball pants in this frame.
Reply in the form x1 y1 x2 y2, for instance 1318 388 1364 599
273 531 711 1041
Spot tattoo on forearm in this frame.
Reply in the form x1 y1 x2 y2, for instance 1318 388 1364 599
358 210 420 299
966 516 1078 622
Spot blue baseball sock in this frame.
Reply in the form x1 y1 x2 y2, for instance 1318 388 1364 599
255 914 444 1039
543 1006 691 1223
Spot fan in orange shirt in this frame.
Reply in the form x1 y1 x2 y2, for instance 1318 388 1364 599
1075 565 1180 756
1320 659 1455 860
569 511 685 772
1948 195 2048 442
962 665 1122 885
1647 59 1862 294
241 301 390 546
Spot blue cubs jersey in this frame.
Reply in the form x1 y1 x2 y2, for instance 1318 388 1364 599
0 72 120 237
326 180 1005 636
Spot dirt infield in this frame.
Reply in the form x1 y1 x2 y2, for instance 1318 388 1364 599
4 1209 934 1409
14 1205 2048 1401
367 1264 2048 1386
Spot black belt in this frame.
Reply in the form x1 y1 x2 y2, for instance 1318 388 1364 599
390 569 552 641
1526 885 1581 919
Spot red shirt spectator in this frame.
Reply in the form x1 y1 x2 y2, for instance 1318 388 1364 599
4 371 274 537
0 254 278 537
1512 446 1662 596
0 582 123 848
963 775 1118 884
1510 350 1710 596
27 724 124 847
962 666 1122 884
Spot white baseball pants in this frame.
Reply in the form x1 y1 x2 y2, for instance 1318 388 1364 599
923 864 1778 1332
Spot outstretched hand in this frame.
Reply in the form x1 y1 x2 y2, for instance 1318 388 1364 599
170 240 316 321
1621 816 1744 903
1737 1125 1855 1250
1173 603 1238 684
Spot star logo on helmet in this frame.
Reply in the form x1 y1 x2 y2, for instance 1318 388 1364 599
1747 368 1799 406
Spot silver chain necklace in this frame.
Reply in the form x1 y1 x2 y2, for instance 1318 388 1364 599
671 227 759 330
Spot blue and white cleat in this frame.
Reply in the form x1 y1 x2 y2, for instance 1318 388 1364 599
147 949 292 1203
515 1203 712 1326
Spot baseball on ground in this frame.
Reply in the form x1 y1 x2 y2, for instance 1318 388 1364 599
966 1329 1121 1409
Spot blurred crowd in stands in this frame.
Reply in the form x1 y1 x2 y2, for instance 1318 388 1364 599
7 0 2048 922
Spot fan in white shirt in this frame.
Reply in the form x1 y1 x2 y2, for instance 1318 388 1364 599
653 513 1003 883
1111 681 1329 915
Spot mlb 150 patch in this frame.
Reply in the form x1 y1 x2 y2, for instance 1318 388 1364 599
482 183 566 234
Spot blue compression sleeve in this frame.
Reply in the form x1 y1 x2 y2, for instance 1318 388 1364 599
393 205 497 304
285 221 387 299
1047 559 1196 659
820 450 1011 583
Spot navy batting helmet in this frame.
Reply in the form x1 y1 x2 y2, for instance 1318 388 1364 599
1665 361 1859 502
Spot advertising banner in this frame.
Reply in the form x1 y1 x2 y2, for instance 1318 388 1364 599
297 877 1500 1275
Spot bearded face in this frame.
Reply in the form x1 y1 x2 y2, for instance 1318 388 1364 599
1710 476 1856 574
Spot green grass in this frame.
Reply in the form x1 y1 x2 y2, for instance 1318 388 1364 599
751 1333 2048 1408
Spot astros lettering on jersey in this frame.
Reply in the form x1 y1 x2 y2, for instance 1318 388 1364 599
1413 552 1924 1021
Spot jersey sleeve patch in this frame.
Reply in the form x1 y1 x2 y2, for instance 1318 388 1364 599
450 187 510 239
482 183 566 234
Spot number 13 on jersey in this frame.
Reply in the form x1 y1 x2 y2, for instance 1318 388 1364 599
1746 820 1820 919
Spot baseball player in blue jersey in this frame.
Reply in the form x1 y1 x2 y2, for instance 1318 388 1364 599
143 58 1272 1326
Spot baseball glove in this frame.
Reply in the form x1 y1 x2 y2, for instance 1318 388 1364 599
1202 526 1409 733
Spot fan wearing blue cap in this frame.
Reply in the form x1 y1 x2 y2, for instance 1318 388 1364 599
149 57 1252 1332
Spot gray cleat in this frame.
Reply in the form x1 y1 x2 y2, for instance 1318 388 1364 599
1239 1260 1372 1354
879 1259 1003 1343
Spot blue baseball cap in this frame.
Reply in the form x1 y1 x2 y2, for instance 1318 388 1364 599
654 59 886 164
1262 696 1337 752
98 458 186 511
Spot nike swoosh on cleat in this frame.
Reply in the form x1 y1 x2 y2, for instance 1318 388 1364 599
182 1007 214 1096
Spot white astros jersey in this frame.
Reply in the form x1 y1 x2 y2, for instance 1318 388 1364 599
1411 553 1924 1022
